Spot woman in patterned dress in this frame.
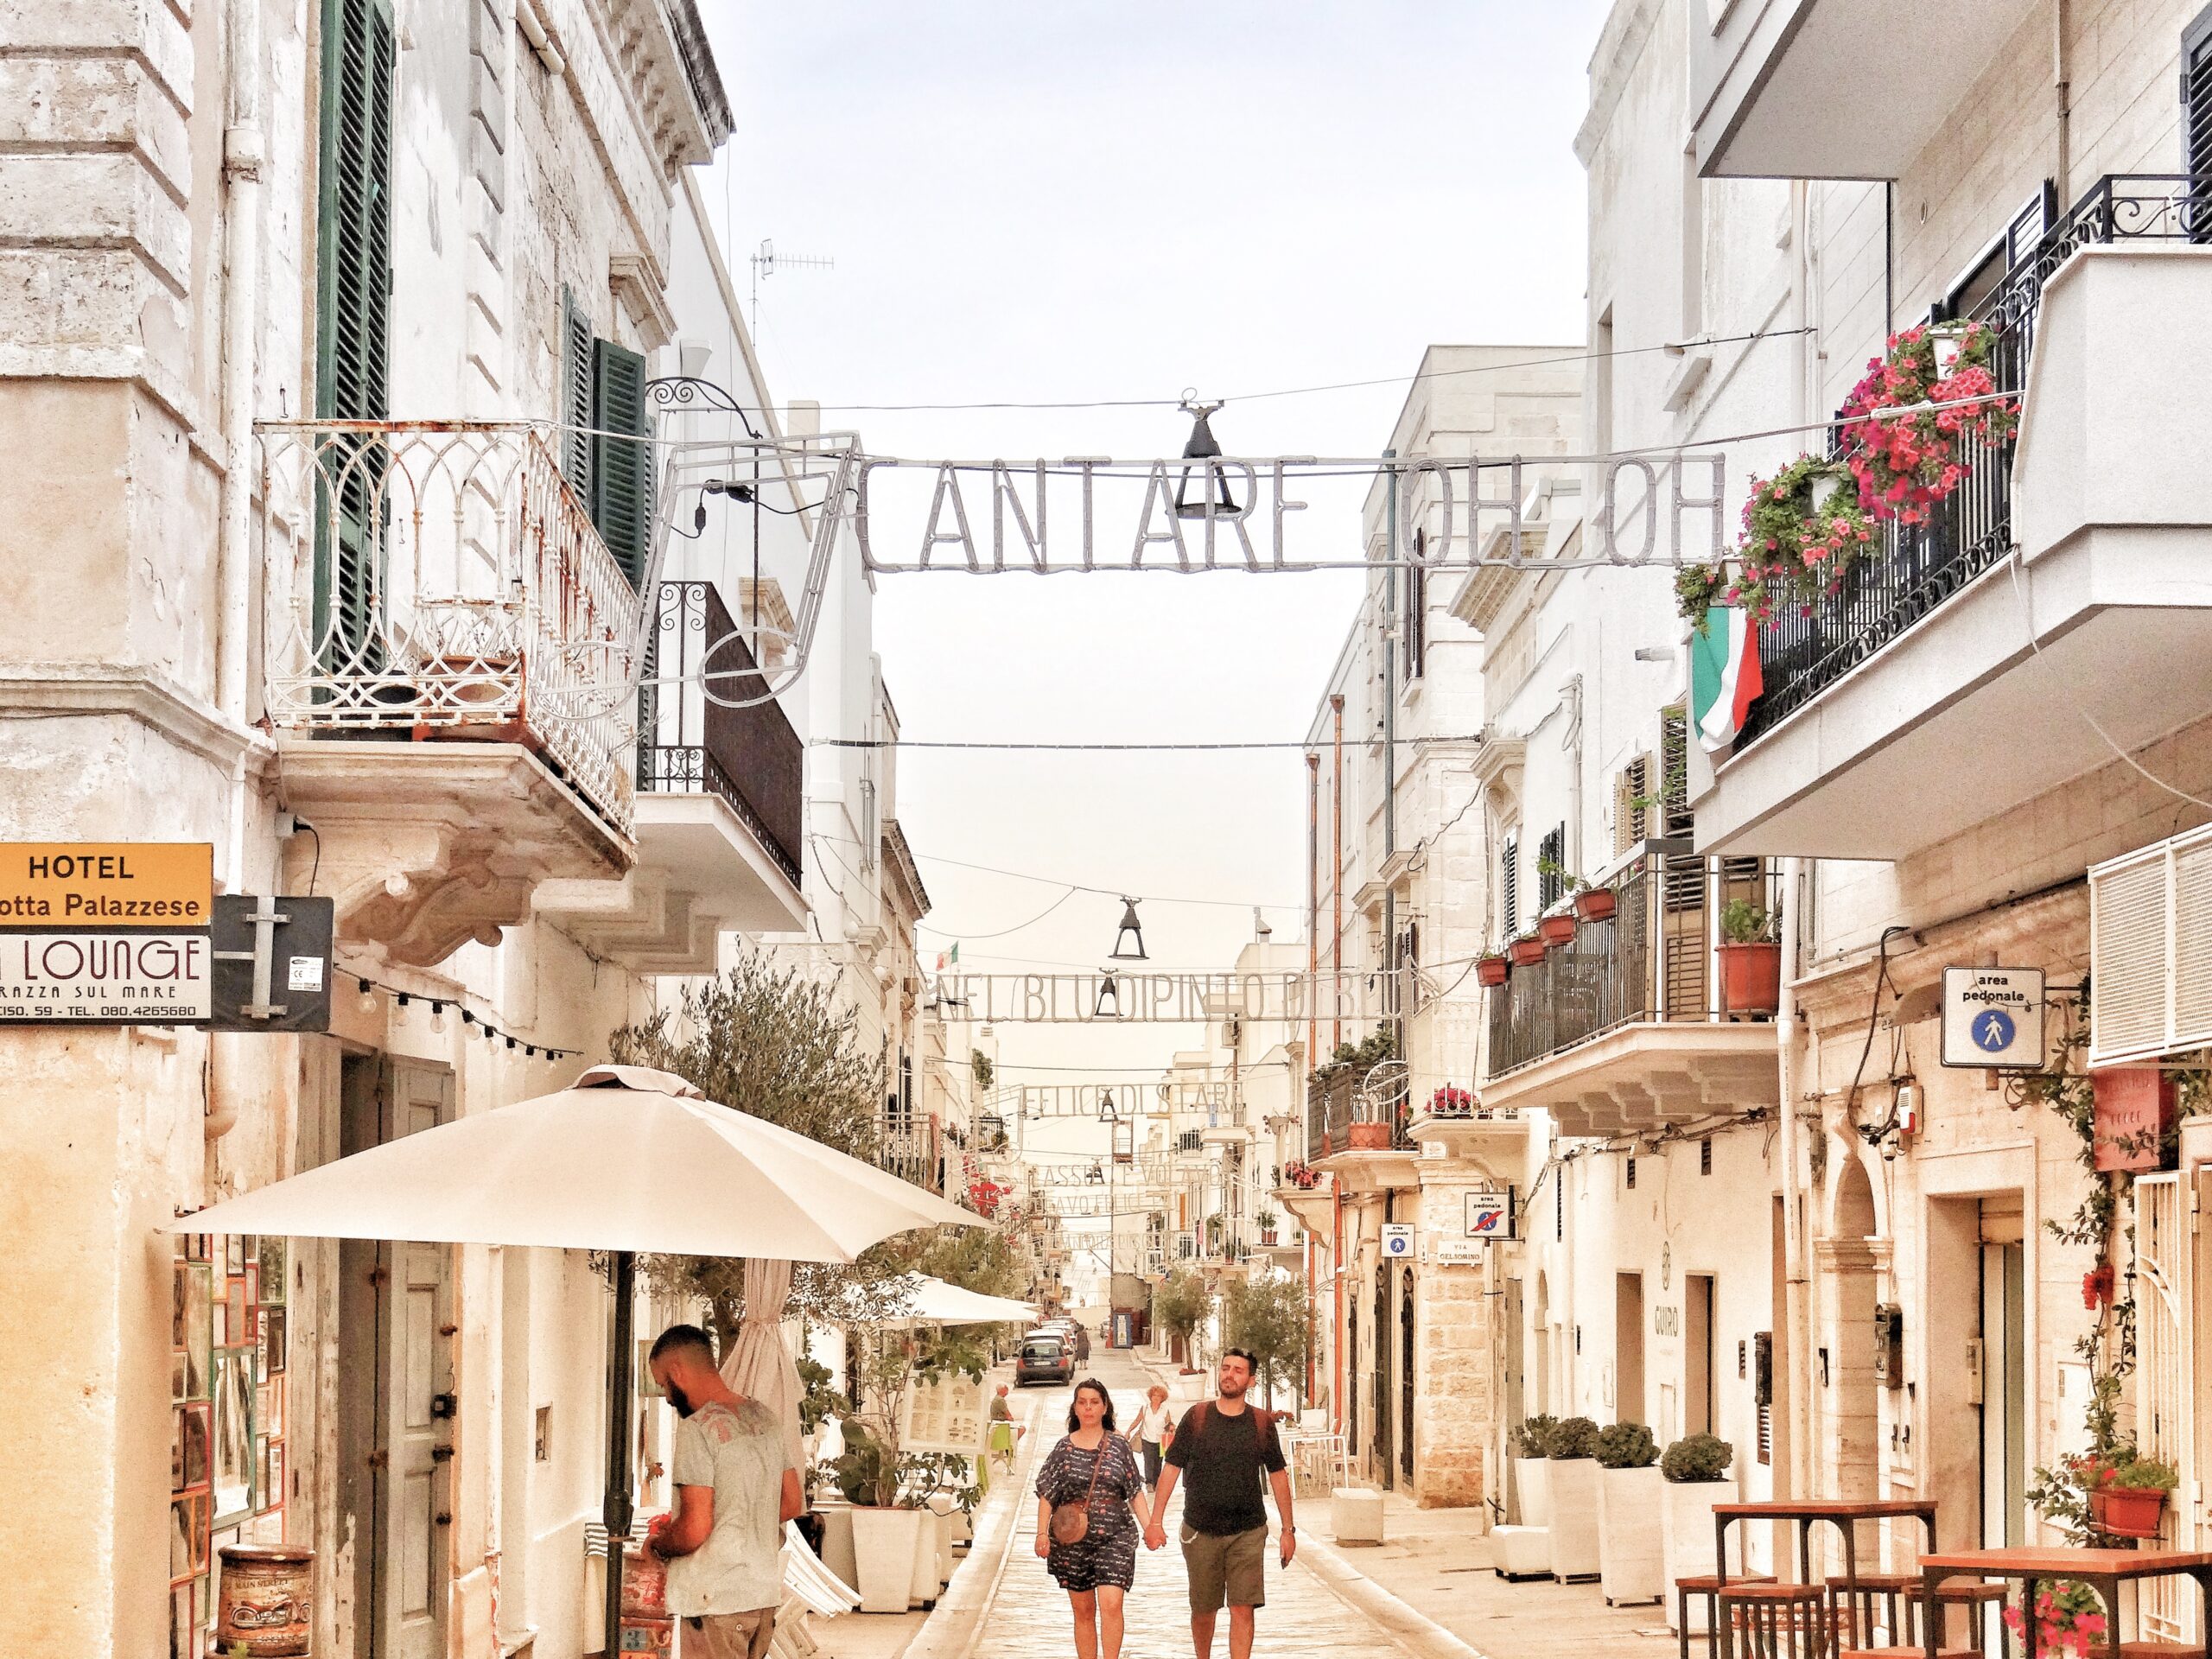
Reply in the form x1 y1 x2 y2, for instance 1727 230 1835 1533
1034 1378 1150 1659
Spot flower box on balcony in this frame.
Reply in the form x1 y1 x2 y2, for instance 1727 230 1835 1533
1346 1122 1393 1151
1718 942 1782 1014
1476 954 1510 988
1573 887 1617 923
1508 936 1548 967
1539 913 1578 947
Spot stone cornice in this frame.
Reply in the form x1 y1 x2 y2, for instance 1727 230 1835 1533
1792 882 2089 1028
0 664 271 776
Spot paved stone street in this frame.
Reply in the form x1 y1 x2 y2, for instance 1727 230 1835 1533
912 1350 1388 1659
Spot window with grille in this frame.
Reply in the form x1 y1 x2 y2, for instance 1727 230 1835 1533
1500 830 1519 938
1625 1154 1637 1189
2188 5 2212 241
1700 1136 1713 1175
1405 533 1427 680
1614 754 1650 855
1659 709 1694 836
1537 824 1566 910
315 0 396 663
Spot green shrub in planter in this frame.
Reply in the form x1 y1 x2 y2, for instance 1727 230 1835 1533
1548 1415 1601 1459
1596 1421 1659 1469
2111 1457 2179 1492
1661 1433 1735 1484
1510 1414 1559 1459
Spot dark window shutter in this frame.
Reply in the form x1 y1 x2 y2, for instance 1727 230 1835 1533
1537 823 1567 909
561 287 594 499
1500 832 1519 938
315 0 395 665
589 338 650 587
1660 707 1694 836
1405 533 1427 679
2186 4 2212 238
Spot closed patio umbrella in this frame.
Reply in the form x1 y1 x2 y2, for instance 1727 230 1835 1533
168 1063 974 1656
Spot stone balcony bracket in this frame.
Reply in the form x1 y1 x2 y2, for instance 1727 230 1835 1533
277 741 634 968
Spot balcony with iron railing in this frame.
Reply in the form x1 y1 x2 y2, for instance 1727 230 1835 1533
258 421 638 963
1695 175 2212 863
1304 1063 1418 1189
1480 844 1783 1136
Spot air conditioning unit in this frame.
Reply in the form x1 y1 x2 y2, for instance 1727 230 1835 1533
2089 824 2212 1065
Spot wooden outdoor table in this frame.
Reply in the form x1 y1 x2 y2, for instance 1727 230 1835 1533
1916 1549 2212 1659
1715 1499 1940 1589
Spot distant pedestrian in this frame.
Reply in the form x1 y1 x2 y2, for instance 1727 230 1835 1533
1075 1324 1091 1363
989 1382 1025 1471
1035 1378 1150 1659
1130 1383 1174 1492
644 1325 804 1659
1143 1349 1294 1659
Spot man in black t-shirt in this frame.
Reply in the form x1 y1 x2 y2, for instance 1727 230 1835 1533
1144 1349 1295 1659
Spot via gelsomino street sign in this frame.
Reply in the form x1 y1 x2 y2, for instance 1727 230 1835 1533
1940 966 2046 1070
0 843 213 1023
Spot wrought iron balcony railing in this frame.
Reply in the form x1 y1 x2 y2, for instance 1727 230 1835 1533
257 421 641 835
1738 174 2211 748
1304 1065 1411 1162
637 580 804 887
1485 848 1778 1078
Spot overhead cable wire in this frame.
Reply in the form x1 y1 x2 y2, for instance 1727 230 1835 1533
799 328 1816 413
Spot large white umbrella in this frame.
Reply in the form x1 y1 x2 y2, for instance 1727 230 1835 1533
167 1064 974 1654
844 1272 1038 1329
172 1064 969 1255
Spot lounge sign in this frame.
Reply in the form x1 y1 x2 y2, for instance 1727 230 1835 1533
0 844 213 1022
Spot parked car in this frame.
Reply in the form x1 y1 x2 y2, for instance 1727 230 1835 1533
1014 1333 1072 1387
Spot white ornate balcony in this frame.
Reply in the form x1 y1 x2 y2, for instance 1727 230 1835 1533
259 422 639 963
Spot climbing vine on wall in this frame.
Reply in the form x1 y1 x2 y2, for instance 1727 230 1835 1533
2017 990 2207 1541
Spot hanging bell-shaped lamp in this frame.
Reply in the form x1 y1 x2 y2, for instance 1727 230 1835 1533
1095 969 1122 1019
1109 897 1148 961
1173 397 1238 519
1097 1088 1116 1122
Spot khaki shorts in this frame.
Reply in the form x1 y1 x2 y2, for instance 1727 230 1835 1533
684 1608 776 1659
1180 1522 1268 1612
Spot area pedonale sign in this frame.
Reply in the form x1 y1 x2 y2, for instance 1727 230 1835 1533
0 843 213 1022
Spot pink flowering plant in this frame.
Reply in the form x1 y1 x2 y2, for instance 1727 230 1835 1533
1839 322 2018 524
2002 1580 2107 1659
1676 453 1873 627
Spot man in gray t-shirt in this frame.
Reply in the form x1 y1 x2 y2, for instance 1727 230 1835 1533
645 1325 801 1659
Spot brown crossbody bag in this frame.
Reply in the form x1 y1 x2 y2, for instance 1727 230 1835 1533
1048 1438 1111 1546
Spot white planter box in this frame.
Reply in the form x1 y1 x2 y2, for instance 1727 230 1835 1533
1598 1465 1665 1606
1493 1524 1552 1580
849 1508 926 1614
1661 1477 1738 1632
1513 1456 1551 1528
910 1507 943 1606
1546 1458 1600 1581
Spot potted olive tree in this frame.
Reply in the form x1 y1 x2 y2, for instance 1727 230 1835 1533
1596 1421 1663 1606
1546 1415 1603 1582
1659 1434 1737 1634
1510 1414 1557 1526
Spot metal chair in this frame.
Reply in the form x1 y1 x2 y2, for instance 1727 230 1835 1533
1679 1574 1776 1659
1722 1582 1833 1659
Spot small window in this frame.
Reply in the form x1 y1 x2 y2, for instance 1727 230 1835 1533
1537 824 1567 910
1700 1136 1713 1176
1500 830 1520 939
1404 533 1427 681
534 1406 551 1463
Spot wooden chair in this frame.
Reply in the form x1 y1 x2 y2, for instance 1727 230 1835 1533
1933 1580 2008 1659
2116 1645 2205 1659
1678 1574 1775 1659
1827 1573 1924 1648
1722 1582 1832 1659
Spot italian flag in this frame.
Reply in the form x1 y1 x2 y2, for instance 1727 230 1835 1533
1691 606 1762 752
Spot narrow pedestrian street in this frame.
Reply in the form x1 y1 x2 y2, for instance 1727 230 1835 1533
925 1351 1395 1659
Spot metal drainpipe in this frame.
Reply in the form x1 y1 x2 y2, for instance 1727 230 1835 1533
1777 857 1811 1502
1330 694 1345 1058
1382 451 1399 1058
217 0 264 893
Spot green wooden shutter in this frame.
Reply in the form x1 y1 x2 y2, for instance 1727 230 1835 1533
590 338 650 588
315 0 395 669
560 287 594 499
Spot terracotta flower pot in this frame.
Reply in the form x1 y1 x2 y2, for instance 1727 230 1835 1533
2101 1486 2167 1538
1574 887 1618 922
1718 941 1782 1014
1539 913 1578 946
1477 955 1510 988
1347 1122 1392 1150
1509 937 1548 967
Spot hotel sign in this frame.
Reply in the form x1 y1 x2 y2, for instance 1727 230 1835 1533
0 844 213 1022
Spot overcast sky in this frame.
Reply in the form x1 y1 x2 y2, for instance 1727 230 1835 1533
696 3 1608 1187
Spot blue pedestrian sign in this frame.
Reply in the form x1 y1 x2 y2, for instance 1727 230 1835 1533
1941 967 2044 1070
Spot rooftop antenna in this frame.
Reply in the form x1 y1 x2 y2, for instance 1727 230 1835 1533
749 237 834 341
